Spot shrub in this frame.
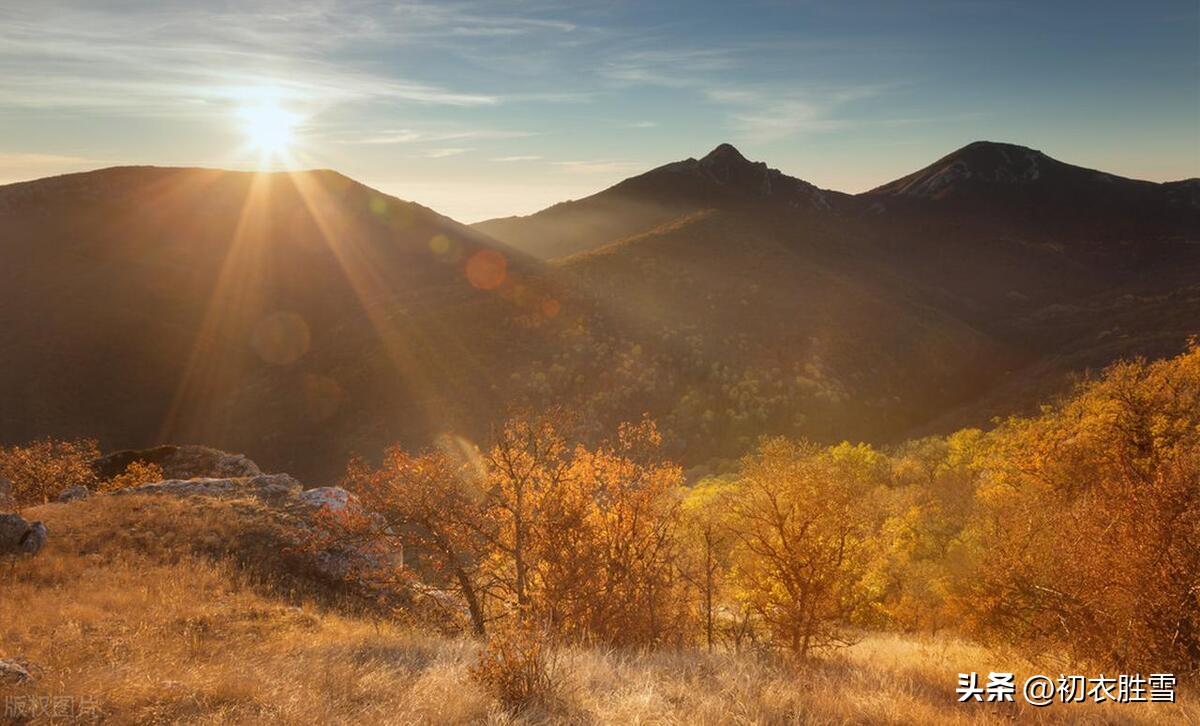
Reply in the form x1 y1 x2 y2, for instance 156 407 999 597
469 620 555 711
0 438 100 506
97 460 165 493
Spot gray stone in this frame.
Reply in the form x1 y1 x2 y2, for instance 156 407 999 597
0 658 34 684
0 514 48 557
20 522 47 555
299 486 354 512
56 484 90 502
111 473 302 502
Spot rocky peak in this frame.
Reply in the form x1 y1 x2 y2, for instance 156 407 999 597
946 141 1050 182
697 143 764 183
701 143 751 165
869 141 1059 199
643 143 832 209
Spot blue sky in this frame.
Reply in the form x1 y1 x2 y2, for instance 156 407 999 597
1 1 1197 221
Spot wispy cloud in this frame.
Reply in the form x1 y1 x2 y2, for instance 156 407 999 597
346 129 536 145
492 155 542 162
422 148 472 158
705 85 893 142
352 130 425 145
388 5 579 38
601 48 735 88
0 3 582 115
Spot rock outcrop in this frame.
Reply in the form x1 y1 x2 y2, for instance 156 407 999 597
0 513 48 557
92 445 263 481
111 473 302 504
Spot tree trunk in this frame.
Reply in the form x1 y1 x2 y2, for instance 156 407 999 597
455 566 486 636
705 534 714 652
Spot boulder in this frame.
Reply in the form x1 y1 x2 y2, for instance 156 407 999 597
111 473 302 503
0 658 35 684
92 445 263 481
299 486 354 512
0 514 48 557
56 484 90 502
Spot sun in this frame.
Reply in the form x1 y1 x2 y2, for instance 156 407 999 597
236 99 299 159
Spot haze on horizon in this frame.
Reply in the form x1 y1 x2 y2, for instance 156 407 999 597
1 0 1197 222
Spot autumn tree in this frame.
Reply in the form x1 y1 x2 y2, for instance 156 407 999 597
726 438 883 658
961 344 1200 673
96 460 165 493
339 447 491 634
870 431 984 633
680 477 737 651
558 419 688 645
480 414 688 646
480 412 574 616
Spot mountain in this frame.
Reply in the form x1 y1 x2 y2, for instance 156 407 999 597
475 141 1200 445
474 143 848 259
860 141 1198 299
866 140 1198 216
0 166 563 480
1 143 1196 481
481 140 1198 317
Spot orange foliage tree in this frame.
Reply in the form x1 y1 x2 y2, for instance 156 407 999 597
338 448 491 634
554 419 688 645
0 438 100 506
478 414 689 645
961 344 1200 673
327 412 690 646
679 478 738 651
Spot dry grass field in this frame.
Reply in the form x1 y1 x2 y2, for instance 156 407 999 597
1 494 1194 725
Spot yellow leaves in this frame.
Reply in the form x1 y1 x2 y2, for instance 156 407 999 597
722 437 885 656
0 438 100 505
960 343 1200 672
97 460 164 493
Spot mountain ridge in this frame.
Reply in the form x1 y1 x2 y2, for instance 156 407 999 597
473 142 847 259
1 142 1197 481
475 140 1198 261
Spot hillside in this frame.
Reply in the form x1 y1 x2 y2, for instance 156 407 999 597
0 167 564 481
552 208 1016 462
2 489 1192 723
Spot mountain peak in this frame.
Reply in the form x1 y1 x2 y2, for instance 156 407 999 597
949 140 1049 171
701 143 749 164
869 140 1062 199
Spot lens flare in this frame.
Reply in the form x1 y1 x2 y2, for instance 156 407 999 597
465 249 507 290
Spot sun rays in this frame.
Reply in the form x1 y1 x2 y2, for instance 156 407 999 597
154 151 570 451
